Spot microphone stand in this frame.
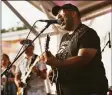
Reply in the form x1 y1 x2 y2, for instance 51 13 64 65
1 23 51 79
102 32 111 53
4 70 10 95
101 40 111 53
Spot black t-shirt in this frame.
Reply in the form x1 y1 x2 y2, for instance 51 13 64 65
56 24 108 94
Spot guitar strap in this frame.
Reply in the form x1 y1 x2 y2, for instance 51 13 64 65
66 24 89 58
29 54 38 67
58 24 88 60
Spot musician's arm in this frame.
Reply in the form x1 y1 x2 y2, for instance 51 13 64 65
14 63 23 87
45 48 97 68
45 29 99 68
7 65 16 82
11 65 16 75
15 72 22 87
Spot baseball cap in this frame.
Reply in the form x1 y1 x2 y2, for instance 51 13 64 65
20 39 34 47
52 3 80 17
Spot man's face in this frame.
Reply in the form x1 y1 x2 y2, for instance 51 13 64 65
56 9 75 31
23 45 34 55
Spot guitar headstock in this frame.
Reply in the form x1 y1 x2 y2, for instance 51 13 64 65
45 34 50 51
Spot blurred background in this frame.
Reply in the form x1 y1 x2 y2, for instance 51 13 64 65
1 1 112 94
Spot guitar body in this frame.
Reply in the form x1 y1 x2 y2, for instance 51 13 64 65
17 83 28 95
17 87 24 95
17 86 29 95
49 67 58 84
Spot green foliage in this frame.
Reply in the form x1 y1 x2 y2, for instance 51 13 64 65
1 24 28 33
1 29 8 33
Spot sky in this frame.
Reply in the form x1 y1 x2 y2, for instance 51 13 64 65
2 1 47 29
2 2 21 29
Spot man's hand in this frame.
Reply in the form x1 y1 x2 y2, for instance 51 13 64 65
40 51 55 64
17 80 25 87
32 66 39 72
48 70 53 83
32 66 40 76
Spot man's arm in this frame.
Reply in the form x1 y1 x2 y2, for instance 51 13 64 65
14 63 23 88
45 30 99 68
43 48 97 68
15 72 23 87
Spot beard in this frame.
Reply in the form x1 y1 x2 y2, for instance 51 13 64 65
61 17 75 31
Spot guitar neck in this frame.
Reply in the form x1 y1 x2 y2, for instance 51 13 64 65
22 56 40 83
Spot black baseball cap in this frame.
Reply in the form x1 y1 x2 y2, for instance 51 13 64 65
20 39 34 47
52 3 80 17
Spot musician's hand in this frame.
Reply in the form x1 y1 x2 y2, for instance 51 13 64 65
32 66 39 72
41 51 56 65
48 70 53 83
17 81 25 87
32 66 40 76
39 54 45 62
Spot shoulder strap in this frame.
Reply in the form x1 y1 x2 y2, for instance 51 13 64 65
65 24 89 57
57 24 89 59
71 24 89 44
30 54 38 67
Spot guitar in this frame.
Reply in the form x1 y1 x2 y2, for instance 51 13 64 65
45 34 55 95
45 35 63 95
45 35 58 84
45 34 50 53
17 55 39 95
44 35 56 84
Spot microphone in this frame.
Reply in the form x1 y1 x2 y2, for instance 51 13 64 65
38 19 61 24
108 32 111 48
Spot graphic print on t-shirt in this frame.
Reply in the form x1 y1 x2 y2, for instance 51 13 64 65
57 40 70 60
